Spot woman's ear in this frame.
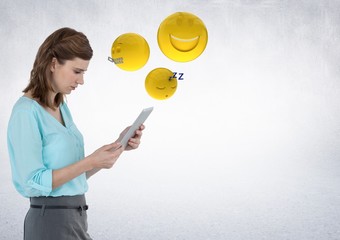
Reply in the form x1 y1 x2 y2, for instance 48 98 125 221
50 57 57 72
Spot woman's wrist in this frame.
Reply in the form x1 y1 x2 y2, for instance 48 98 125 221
83 155 95 171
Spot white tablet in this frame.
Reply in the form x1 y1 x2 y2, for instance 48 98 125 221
119 107 154 148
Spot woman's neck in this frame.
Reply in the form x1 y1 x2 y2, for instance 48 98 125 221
24 90 58 110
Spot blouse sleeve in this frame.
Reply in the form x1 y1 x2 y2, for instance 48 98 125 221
7 109 53 197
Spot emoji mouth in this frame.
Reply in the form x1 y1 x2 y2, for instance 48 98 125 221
169 34 200 52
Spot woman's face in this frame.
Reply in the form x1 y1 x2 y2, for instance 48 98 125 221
50 57 90 94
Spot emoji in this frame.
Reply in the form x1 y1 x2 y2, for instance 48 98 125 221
145 68 177 100
110 33 150 71
157 12 208 62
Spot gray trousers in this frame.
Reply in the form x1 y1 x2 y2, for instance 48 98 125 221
24 195 92 240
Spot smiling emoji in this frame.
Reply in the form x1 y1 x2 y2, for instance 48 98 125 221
157 12 208 62
145 68 177 100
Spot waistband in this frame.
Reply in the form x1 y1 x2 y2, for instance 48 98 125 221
30 194 86 206
29 195 88 216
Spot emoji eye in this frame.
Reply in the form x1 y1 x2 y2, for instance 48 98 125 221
156 86 165 90
116 46 121 53
171 82 177 89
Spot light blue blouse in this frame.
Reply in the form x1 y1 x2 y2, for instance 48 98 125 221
7 96 88 198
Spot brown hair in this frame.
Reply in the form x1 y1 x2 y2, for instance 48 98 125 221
23 27 93 109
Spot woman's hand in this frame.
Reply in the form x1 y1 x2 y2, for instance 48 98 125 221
54 142 123 187
118 124 145 151
88 142 124 169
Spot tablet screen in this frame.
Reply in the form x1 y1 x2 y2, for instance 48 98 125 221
119 107 153 148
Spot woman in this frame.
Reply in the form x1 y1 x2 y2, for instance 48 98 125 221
7 27 144 239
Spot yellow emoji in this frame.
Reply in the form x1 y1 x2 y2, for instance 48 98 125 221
110 33 150 71
157 12 208 62
145 68 177 100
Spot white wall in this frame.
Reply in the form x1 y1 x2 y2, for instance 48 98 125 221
1 0 340 239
